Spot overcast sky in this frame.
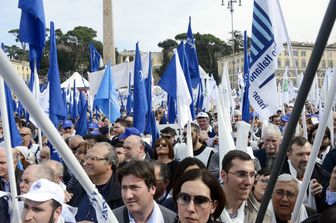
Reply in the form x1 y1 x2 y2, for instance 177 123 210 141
1 0 336 52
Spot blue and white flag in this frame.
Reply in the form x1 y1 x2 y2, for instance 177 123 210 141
249 0 287 120
89 43 103 72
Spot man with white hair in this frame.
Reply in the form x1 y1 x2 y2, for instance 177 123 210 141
19 178 65 223
270 174 316 222
253 124 282 171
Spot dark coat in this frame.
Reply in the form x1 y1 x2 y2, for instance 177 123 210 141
253 148 267 169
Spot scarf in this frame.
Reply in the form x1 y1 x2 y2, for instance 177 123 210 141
220 201 246 223
268 201 308 223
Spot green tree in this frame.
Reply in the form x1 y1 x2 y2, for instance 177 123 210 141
157 39 178 78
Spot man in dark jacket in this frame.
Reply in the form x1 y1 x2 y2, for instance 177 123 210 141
69 142 123 222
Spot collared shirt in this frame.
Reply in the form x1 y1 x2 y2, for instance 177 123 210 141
128 201 164 223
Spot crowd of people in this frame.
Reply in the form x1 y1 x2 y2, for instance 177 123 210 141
1 102 336 223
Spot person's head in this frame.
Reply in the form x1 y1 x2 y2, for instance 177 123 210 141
183 122 201 147
308 124 331 152
271 115 281 126
233 110 242 123
287 136 311 176
262 124 282 156
253 169 271 202
153 138 174 160
221 150 255 202
117 160 156 218
84 142 118 181
272 174 299 221
75 141 94 165
173 157 206 186
174 169 225 223
38 146 51 164
67 135 85 154
122 130 146 162
19 179 64 223
0 148 18 180
155 107 165 121
62 120 74 136
112 117 131 136
196 112 210 131
43 160 64 184
152 161 170 201
160 127 177 146
20 127 33 146
19 164 54 194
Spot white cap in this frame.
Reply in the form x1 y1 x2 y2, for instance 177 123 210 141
15 146 29 159
197 112 209 119
18 179 64 205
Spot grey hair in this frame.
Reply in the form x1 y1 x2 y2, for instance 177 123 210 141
277 173 300 185
262 124 282 139
97 142 119 171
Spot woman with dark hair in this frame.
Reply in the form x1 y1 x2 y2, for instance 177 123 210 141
153 137 178 191
308 124 332 164
161 157 206 213
173 169 225 223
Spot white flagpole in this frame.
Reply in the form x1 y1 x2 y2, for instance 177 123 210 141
291 66 336 222
0 77 21 223
0 51 118 223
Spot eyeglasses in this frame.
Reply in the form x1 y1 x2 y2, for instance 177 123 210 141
257 178 269 184
176 192 212 210
20 133 29 137
274 189 297 199
228 170 257 179
156 143 167 147
84 156 108 162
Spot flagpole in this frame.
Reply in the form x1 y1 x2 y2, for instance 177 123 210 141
0 77 21 223
0 50 118 223
256 0 336 221
291 54 336 222
34 60 43 149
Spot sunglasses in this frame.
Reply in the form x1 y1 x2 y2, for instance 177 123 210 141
176 192 212 210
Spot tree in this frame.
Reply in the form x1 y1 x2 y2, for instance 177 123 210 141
228 30 244 53
157 39 178 79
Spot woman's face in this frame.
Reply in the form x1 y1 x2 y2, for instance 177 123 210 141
155 140 169 156
177 179 217 223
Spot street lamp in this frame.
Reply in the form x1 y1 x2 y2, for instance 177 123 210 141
221 0 242 89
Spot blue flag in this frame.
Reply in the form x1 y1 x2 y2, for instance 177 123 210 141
133 43 148 133
242 31 250 123
177 42 195 119
195 82 204 114
5 84 22 147
145 52 153 134
76 101 88 136
93 62 120 123
78 91 86 115
18 0 46 71
48 22 67 127
71 80 78 120
185 17 201 88
126 72 133 115
167 95 176 124
89 43 102 72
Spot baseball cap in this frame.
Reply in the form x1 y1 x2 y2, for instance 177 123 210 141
62 120 74 129
119 127 141 140
18 179 64 205
197 112 209 119
88 122 99 130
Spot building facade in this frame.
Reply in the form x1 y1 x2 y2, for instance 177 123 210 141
11 59 31 82
217 41 336 88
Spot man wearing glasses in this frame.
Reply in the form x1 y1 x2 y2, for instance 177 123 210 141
219 150 271 222
19 126 39 163
69 142 123 222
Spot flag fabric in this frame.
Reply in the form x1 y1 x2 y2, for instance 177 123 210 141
185 17 201 88
18 0 46 71
93 62 120 123
133 43 148 132
4 84 22 147
78 91 86 114
71 80 78 120
76 101 88 136
249 0 287 121
89 43 103 72
177 42 195 119
126 72 133 115
145 52 154 133
242 30 250 123
195 82 204 114
48 22 67 127
167 95 177 124
159 49 192 128
282 66 289 104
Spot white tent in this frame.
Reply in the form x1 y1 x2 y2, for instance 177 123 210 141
61 72 89 88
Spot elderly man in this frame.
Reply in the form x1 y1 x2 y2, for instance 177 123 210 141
270 174 316 222
113 160 176 222
196 112 215 137
281 136 329 212
20 126 39 163
220 150 271 223
0 148 22 193
254 124 282 171
121 127 150 162
70 142 123 222
67 135 85 154
19 179 64 223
